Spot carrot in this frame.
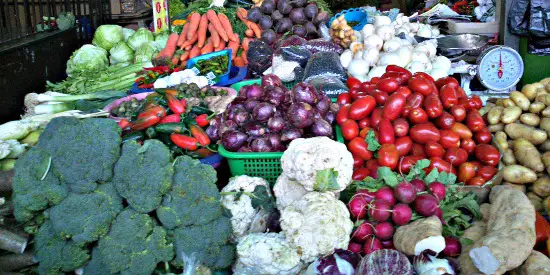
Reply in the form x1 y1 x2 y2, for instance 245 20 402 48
227 36 240 58
237 7 248 22
180 51 189 62
181 33 198 50
177 23 190 47
245 29 254 38
242 38 251 52
215 40 226 52
208 23 221 48
157 33 180 58
206 10 229 42
186 12 201 40
233 56 245 67
201 39 214 55
246 22 262 38
171 57 179 64
242 51 248 64
197 14 209 48
217 13 237 42
189 44 201 59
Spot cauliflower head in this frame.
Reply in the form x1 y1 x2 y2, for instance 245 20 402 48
280 192 353 263
280 137 353 193
273 174 309 211
220 176 274 241
234 232 302 275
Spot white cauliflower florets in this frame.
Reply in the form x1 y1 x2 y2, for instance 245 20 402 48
233 232 303 275
273 174 308 211
280 192 353 262
221 176 273 241
281 137 353 193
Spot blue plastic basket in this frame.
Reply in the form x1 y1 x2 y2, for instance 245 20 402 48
328 8 368 31
217 66 248 87
187 49 232 85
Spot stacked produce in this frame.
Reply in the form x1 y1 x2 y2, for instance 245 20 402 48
330 15 357 48
218 75 338 152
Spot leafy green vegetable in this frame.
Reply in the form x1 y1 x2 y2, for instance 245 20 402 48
134 42 159 63
366 130 381 151
66 44 109 76
57 12 75 31
377 166 401 187
109 41 134 65
424 169 439 184
92 25 124 51
314 168 340 192
122 28 136 42
127 28 155 51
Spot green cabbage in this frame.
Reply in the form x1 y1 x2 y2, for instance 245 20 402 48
92 25 123 51
57 12 75 31
109 42 134 65
154 33 170 50
66 44 108 76
134 42 159 63
122 28 136 42
128 28 154 51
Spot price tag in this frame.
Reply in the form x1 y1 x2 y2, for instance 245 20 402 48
206 71 216 80
191 67 200 75
208 79 216 86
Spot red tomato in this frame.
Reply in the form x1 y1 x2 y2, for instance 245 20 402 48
383 93 407 121
358 118 370 129
410 123 441 144
370 108 383 128
440 130 461 149
399 156 424 173
469 96 483 110
439 84 459 109
426 157 454 174
382 71 408 84
337 93 352 105
475 144 500 166
395 136 413 157
378 119 395 145
466 110 486 132
360 82 376 94
376 78 400 93
348 137 373 160
341 119 359 140
435 76 460 89
395 86 412 98
408 77 432 96
349 96 377 121
470 161 482 171
450 105 467 122
370 77 381 84
408 107 429 124
365 159 379 172
372 90 389 105
347 77 362 89
476 166 499 181
474 129 492 144
461 138 476 155
393 118 409 137
424 94 443 119
386 65 412 79
413 72 435 83
350 87 367 100
353 156 364 169
451 122 473 139
425 141 445 158
353 168 372 181
467 177 486 186
336 104 351 125
403 92 425 117
359 127 372 138
456 87 467 98
378 144 399 170
458 162 477 184
411 143 426 157
444 147 468 166
435 112 456 130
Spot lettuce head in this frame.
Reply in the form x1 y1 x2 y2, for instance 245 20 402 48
134 42 158 63
92 25 123 51
66 44 108 76
128 28 154 51
109 42 134 65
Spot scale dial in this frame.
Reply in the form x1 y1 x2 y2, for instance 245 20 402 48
476 46 524 91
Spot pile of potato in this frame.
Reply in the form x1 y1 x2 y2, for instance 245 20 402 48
484 77 550 214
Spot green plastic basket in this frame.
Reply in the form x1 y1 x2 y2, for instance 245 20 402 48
230 79 338 102
219 126 345 185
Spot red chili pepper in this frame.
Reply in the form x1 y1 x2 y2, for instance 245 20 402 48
139 83 154 89
195 114 210 127
138 105 166 119
189 124 211 146
170 133 199 151
159 114 181 124
118 118 131 130
134 77 145 83
129 114 161 131
166 93 185 114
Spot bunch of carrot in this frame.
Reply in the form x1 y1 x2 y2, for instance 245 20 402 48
236 8 262 39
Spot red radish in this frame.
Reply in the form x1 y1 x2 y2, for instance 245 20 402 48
434 208 445 224
428 182 446 201
443 236 462 257
348 196 369 220
410 178 426 192
414 194 439 217
356 189 375 203
362 236 383 255
352 222 374 243
348 242 363 254
394 181 417 204
375 186 397 206
370 169 378 179
369 200 392 222
381 240 394 249
391 203 413 226
374 221 394 241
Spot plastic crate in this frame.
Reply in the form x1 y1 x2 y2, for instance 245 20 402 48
328 8 368 31
219 126 345 185
283 80 298 90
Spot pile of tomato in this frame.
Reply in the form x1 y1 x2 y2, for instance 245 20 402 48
336 65 500 186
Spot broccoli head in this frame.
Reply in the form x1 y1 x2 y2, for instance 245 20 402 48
112 140 173 213
170 216 235 270
12 147 69 223
89 208 174 275
34 221 90 274
36 117 121 193
48 183 123 244
156 156 222 229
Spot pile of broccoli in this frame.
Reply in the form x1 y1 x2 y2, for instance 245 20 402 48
12 117 235 274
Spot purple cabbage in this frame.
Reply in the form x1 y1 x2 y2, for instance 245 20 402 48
308 249 362 275
357 249 413 275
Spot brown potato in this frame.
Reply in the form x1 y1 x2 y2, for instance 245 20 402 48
541 78 550 85
487 106 503 125
495 98 504 106
519 113 540 126
529 102 546 114
511 91 531 110
503 182 526 193
542 151 550 174
502 165 538 184
502 98 517 107
488 124 504 132
541 140 550 152
531 177 550 197
502 149 516 165
505 123 548 145
501 106 523 124
494 131 508 150
522 84 539 100
527 192 543 211
542 107 550 117
537 88 548 97
513 138 544 172
540 118 550 135
543 197 550 215
536 94 550 105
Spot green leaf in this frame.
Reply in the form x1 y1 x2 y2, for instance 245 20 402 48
406 159 430 181
250 185 276 213
314 168 340 192
366 130 381 152
461 238 474 246
378 167 400 187
424 169 439 183
356 177 383 192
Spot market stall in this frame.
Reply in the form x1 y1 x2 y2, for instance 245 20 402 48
1 0 550 274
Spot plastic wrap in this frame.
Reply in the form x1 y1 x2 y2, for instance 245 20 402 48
263 55 301 82
302 52 347 82
528 36 550 55
247 40 274 78
304 39 345 54
529 0 550 37
307 76 348 98
281 46 312 68
274 35 308 50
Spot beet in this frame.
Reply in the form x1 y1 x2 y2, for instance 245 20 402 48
374 187 397 206
352 221 374 243
292 25 306 38
303 3 318 19
304 21 319 38
289 8 307 24
368 200 392 222
260 0 275 14
258 15 273 30
428 182 446 201
247 7 262 23
313 11 330 26
410 178 427 192
271 10 284 22
261 29 277 45
277 0 292 14
414 194 440 217
348 242 363 254
348 196 368 220
290 0 306 8
275 18 293 33
391 203 412 226
394 181 417 204
374 222 394 241
443 236 462 257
